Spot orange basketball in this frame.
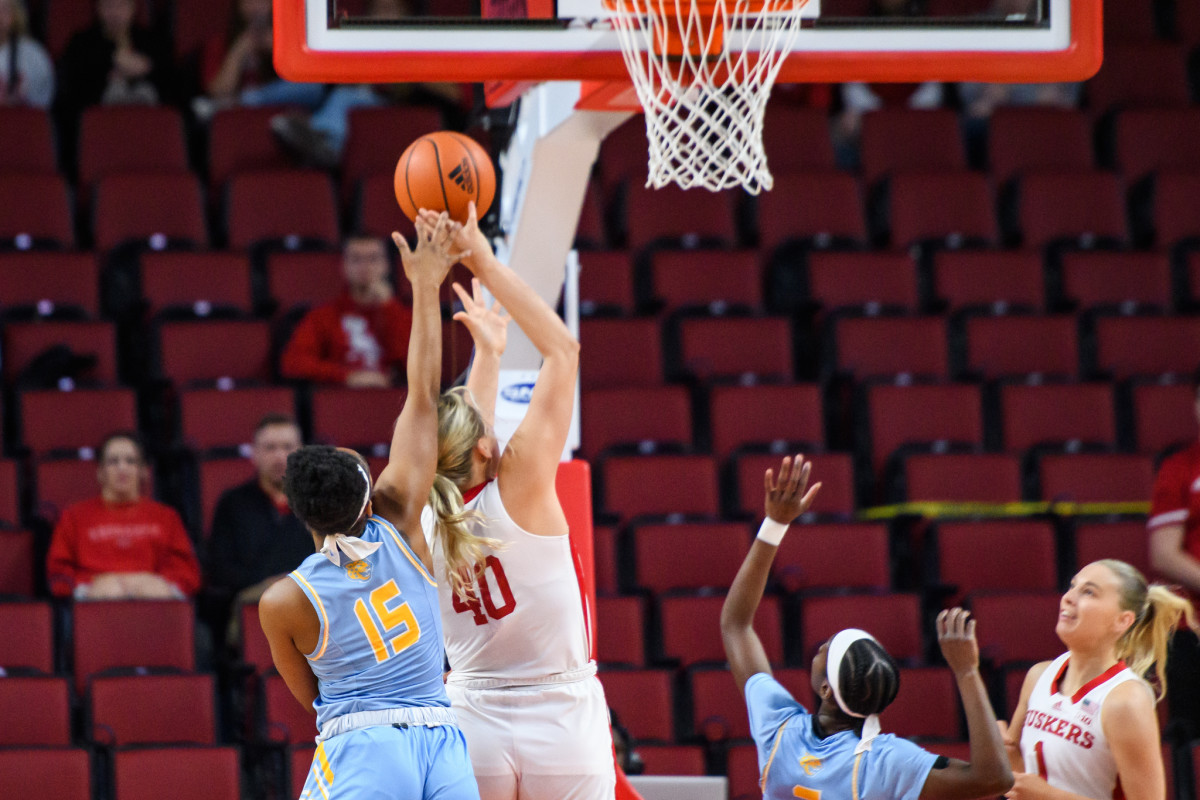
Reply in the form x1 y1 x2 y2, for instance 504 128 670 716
394 131 496 225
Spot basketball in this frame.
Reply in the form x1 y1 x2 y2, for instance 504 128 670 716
393 132 496 224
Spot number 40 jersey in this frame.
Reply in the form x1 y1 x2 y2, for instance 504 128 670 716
430 480 592 683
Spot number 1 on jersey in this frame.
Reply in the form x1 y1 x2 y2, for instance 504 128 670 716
354 579 421 663
451 555 517 625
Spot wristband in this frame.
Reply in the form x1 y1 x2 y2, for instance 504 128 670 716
756 518 789 546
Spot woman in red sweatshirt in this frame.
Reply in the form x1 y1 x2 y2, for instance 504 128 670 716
46 432 201 600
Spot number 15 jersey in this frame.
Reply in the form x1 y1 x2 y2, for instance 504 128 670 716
433 480 591 683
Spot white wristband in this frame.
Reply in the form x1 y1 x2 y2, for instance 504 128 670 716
756 518 789 546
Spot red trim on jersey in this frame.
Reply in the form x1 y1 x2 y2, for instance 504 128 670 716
461 480 492 505
1034 741 1048 781
1113 774 1125 800
1050 658 1129 704
571 540 595 659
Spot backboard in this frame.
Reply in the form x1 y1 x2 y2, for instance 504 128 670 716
274 0 1102 88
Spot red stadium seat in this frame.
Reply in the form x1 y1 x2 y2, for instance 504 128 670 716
600 454 720 520
860 110 966 185
0 748 90 800
197 457 256 535
935 520 1059 603
290 745 317 800
90 673 217 746
19 388 137 455
179 387 296 452
674 316 793 382
266 251 346 316
762 106 836 172
624 185 737 248
78 107 189 189
902 453 1023 503
140 252 253 318
2 320 117 385
93 174 208 251
173 0 234 62
574 181 607 248
595 595 645 667
580 386 693 458
0 677 71 745
0 528 34 596
263 672 319 745
650 250 762 313
0 601 54 672
1016 172 1128 249
690 667 813 742
226 170 340 249
342 107 443 198
961 315 1079 379
999 383 1116 451
1092 316 1200 379
356 172 417 241
598 669 675 741
832 316 949 380
1152 173 1200 248
1086 43 1191 113
880 668 960 740
0 460 17 525
1073 521 1152 579
756 172 868 250
33 458 102 522
310 387 408 449
660 594 782 666
157 320 273 385
1058 252 1171 311
888 171 997 248
731 452 856 517
1037 453 1155 502
802 593 923 663
1114 110 1200 181
1130 382 1195 455
579 318 664 389
0 252 98 318
931 250 1045 312
239 604 275 676
971 592 1064 665
637 745 706 776
0 107 57 175
987 108 1093 185
578 251 636 316
773 522 891 593
72 601 195 693
208 108 294 190
709 383 824 458
632 521 748 592
806 252 918 313
864 383 983 475
593 524 618 595
0 174 73 248
725 741 761 800
114 746 240 800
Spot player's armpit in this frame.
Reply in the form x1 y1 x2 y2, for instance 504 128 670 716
259 578 321 713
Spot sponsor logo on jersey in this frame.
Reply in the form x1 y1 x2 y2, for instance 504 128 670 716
799 754 822 776
345 559 372 581
1024 709 1095 749
501 382 536 404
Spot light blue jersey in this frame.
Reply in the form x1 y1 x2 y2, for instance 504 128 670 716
746 673 939 800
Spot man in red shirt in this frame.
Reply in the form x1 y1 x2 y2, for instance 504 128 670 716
279 235 414 387
47 432 202 600
1147 374 1200 740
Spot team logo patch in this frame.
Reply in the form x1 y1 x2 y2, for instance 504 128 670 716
799 754 822 776
345 559 372 581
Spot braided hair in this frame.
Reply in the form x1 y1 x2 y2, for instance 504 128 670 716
836 638 901 717
283 446 371 536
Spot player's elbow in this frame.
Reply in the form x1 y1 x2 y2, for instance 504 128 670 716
970 761 1014 796
546 336 580 366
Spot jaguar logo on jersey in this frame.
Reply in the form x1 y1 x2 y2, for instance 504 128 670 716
449 159 475 195
799 754 822 776
345 559 372 581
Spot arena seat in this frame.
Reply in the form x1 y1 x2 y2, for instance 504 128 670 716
1036 452 1155 502
631 521 748 593
901 452 1023 503
1092 316 1200 379
708 383 824 458
880 668 961 740
756 172 868 251
140 252 254 319
0 602 54 673
0 252 99 318
960 314 1079 380
178 386 296 452
310 387 408 450
598 669 676 741
660 593 783 666
90 673 217 746
342 106 444 199
730 451 856 518
1058 252 1171 311
226 170 340 249
672 315 794 382
579 318 665 389
0 107 58 175
649 250 762 313
1151 173 1200 248
637 744 707 776
265 251 346 318
0 174 74 248
1113 109 1200 180
593 524 619 594
762 105 836 173
1073 520 1152 578
72 600 195 693
156 319 273 386
262 672 319 745
934 520 1059 603
595 595 646 667
113 746 240 800
999 382 1117 451
863 382 984 475
888 171 998 248
2 320 118 385
599 453 720 520
208 108 295 191
0 676 71 746
1129 382 1195 454
578 250 636 316
93 173 209 251
196 457 256 535
931 250 1045 312
1086 43 1191 113
771 522 891 593
78 107 189 189
0 528 34 596
859 109 966 185
1015 171 1129 249
355 171 418 241
806 251 918 313
580 385 693 458
831 315 949 380
801 593 923 663
987 108 1093 185
19 388 136 456
971 592 1064 665
0 747 90 800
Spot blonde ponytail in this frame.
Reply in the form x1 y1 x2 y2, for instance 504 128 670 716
428 388 502 603
1100 559 1198 700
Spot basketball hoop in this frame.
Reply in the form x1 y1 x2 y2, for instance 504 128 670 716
603 0 811 193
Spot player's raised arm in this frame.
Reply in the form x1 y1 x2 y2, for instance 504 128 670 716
455 277 510 428
721 455 820 692
373 213 465 546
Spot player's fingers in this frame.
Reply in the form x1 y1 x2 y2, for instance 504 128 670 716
936 608 948 636
800 482 821 507
966 617 976 640
795 460 812 494
472 277 484 303
467 201 478 229
391 231 410 254
763 468 776 494
451 282 473 307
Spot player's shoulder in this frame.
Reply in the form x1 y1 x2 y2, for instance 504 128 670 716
260 572 310 622
1025 659 1057 685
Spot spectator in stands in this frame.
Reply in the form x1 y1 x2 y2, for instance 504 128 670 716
0 0 55 108
205 413 311 644
1147 372 1200 741
280 234 414 387
46 432 202 600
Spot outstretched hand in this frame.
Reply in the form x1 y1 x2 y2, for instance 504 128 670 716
419 202 492 273
763 454 821 526
936 607 980 678
392 211 468 286
452 277 510 358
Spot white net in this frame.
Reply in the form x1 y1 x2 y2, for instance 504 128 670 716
604 0 810 193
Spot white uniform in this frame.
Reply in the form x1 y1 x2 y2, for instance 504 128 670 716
1020 652 1147 800
429 480 615 800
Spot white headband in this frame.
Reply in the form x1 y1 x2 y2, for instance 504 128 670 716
827 628 884 754
319 462 379 567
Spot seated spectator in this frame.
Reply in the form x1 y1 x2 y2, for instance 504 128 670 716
0 0 55 109
205 413 310 643
280 234 413 387
47 432 201 600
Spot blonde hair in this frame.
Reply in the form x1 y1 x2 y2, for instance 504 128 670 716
1099 559 1197 701
427 387 501 602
